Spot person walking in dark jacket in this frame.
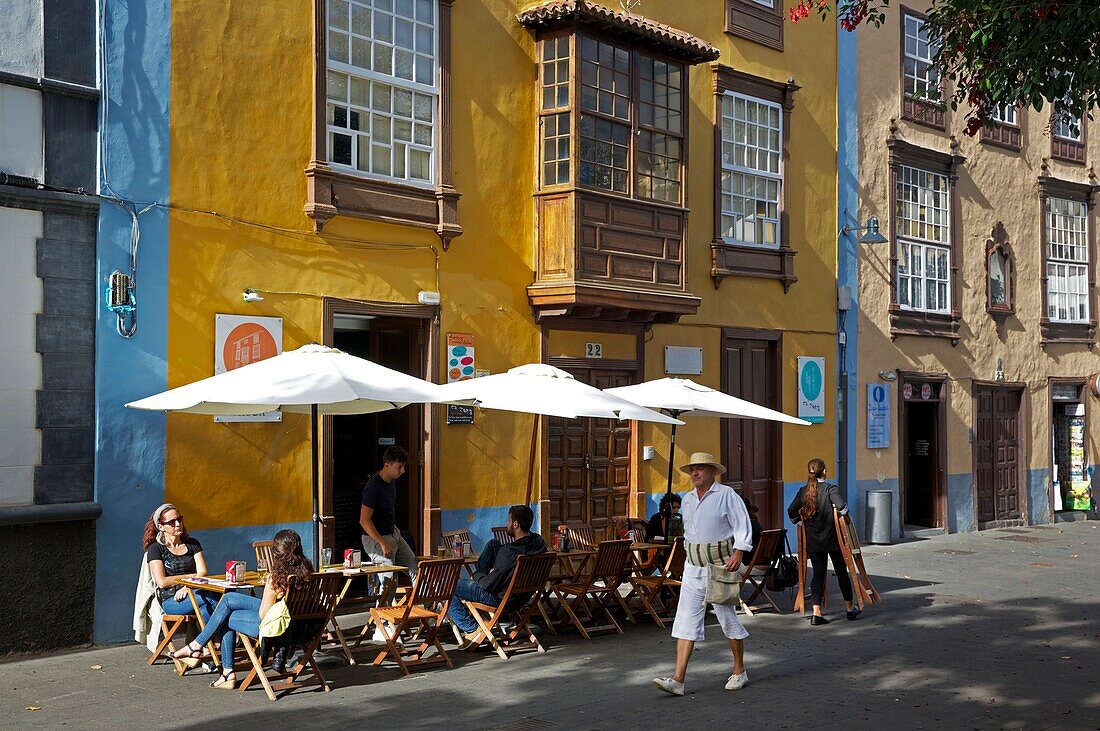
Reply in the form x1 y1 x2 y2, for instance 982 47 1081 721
787 458 860 625
447 505 547 644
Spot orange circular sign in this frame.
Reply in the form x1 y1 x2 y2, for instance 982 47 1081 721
223 323 278 371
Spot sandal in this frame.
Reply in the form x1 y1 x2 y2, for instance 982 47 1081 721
170 642 203 661
210 671 236 690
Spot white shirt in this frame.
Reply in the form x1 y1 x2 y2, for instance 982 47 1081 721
680 482 754 580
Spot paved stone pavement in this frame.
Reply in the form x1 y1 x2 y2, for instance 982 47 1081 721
3 522 1099 730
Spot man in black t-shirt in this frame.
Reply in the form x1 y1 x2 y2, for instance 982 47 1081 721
360 445 418 579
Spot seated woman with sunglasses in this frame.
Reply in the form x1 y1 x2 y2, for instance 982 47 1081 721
172 529 314 689
144 503 218 622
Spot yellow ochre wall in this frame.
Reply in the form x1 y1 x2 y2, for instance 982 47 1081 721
164 1 837 533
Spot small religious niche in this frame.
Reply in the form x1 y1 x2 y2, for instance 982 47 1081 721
986 221 1015 320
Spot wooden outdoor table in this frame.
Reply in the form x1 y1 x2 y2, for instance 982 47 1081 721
176 573 267 669
550 549 596 581
320 563 409 665
628 542 670 576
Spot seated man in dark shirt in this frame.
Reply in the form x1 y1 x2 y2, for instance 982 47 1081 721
360 445 419 580
447 505 547 644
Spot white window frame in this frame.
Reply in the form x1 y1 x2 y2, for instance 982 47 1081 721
719 91 782 249
1053 111 1083 142
1046 196 1090 323
903 14 938 100
325 0 439 188
989 103 1017 127
895 164 952 314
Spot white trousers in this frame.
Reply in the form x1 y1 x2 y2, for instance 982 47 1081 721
671 571 749 642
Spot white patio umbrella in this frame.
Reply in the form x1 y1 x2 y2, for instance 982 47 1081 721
605 377 809 541
440 363 682 507
126 343 449 561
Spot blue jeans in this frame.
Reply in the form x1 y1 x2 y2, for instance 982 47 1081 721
161 589 218 622
446 539 504 634
191 591 261 671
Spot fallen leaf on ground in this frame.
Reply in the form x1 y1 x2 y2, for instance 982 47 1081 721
1070 554 1079 558
26 706 40 712
90 664 102 670
1062 656 1072 659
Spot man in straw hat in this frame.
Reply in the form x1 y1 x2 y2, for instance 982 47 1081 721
652 452 754 695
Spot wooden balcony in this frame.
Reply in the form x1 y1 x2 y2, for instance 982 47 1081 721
528 189 701 324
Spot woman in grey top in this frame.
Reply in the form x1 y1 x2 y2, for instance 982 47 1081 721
787 459 860 625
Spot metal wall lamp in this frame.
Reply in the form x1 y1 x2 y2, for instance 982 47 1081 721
841 216 888 244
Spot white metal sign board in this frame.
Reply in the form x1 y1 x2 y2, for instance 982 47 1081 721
214 314 283 423
796 356 825 424
866 383 890 449
664 346 703 375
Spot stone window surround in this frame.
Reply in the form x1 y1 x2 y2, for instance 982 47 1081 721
710 64 798 291
984 221 1015 321
887 130 965 343
305 0 462 249
1038 168 1098 346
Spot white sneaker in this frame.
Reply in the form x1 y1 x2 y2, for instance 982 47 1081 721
725 671 748 690
652 677 685 696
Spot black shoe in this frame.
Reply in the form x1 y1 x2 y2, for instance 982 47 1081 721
809 615 830 626
271 646 288 674
846 607 862 621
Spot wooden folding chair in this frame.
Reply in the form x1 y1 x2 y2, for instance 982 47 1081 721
238 573 341 701
370 557 463 675
564 523 597 550
833 508 881 609
252 540 275 569
552 539 632 639
739 528 785 615
491 526 516 545
463 552 556 660
147 611 200 675
626 538 684 628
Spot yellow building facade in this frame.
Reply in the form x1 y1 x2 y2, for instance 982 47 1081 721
162 0 838 554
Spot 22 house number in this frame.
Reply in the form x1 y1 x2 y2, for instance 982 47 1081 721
585 342 603 359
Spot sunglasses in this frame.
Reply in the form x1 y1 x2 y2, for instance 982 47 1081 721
160 518 183 527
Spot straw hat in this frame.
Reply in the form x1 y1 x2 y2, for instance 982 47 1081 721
679 451 726 476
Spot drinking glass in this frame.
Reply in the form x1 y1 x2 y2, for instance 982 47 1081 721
436 543 447 558
320 548 333 567
257 559 268 579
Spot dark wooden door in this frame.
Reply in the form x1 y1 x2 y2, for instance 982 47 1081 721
975 386 1022 523
722 335 780 529
547 367 635 541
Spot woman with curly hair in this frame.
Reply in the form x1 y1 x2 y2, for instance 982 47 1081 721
172 529 314 689
787 458 859 625
144 503 218 622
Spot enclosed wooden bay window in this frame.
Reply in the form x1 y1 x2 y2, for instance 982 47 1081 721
519 1 718 324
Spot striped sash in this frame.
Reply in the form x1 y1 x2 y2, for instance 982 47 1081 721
684 539 735 569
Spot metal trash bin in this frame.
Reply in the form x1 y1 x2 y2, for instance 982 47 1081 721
866 490 893 544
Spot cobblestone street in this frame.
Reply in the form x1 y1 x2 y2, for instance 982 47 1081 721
4 521 1098 730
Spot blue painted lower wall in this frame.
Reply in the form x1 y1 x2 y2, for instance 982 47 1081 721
440 504 542 552
188 520 313 570
1028 468 1051 525
947 473 974 533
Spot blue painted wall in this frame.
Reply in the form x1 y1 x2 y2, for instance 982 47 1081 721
851 477 901 543
946 473 974 533
440 504 542 552
836 15 860 506
93 0 171 644
1028 468 1051 525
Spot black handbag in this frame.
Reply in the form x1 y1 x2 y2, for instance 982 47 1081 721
766 531 799 591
